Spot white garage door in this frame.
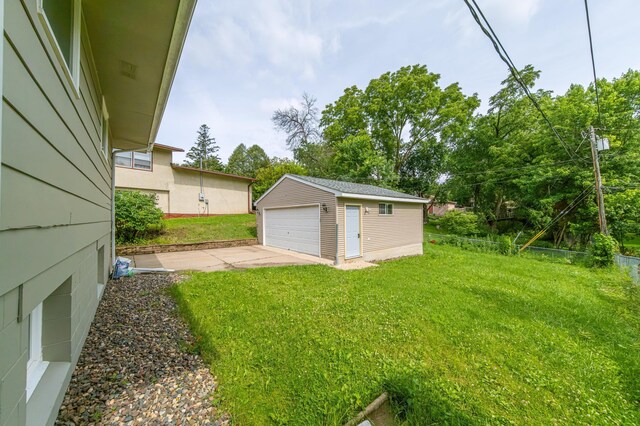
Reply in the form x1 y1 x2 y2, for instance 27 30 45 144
264 205 320 256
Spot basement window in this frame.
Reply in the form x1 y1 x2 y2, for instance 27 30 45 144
26 304 48 401
37 0 82 94
378 203 393 215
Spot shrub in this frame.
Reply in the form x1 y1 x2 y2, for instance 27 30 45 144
588 233 619 267
439 211 479 236
497 235 514 255
115 190 165 244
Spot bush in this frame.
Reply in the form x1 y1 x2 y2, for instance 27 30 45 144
439 211 479 236
497 235 514 255
588 233 619 267
115 190 165 244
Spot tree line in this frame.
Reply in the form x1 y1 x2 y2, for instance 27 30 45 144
269 65 640 251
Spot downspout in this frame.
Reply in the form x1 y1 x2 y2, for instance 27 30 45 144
110 147 150 270
247 182 253 213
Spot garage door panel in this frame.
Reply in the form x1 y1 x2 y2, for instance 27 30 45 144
264 206 320 256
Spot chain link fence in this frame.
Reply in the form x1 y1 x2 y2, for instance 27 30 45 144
426 232 639 283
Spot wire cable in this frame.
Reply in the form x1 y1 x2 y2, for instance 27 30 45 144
583 0 602 126
462 0 576 159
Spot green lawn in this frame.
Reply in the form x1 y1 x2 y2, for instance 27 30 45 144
133 214 256 246
172 245 640 425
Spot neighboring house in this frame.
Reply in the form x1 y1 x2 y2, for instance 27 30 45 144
255 175 429 263
0 1 195 425
428 201 459 217
115 143 254 217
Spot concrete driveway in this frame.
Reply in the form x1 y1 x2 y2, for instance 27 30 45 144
131 245 333 272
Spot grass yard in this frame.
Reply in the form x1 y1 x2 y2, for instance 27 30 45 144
135 214 256 245
172 245 640 425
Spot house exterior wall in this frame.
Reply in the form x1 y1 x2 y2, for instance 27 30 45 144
115 149 251 215
0 1 109 424
336 198 423 262
255 177 337 260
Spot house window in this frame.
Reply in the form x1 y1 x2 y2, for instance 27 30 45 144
133 152 152 170
115 151 152 170
26 304 49 401
115 151 132 167
379 203 393 215
38 0 81 92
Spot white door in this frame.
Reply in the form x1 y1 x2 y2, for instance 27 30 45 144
264 206 320 256
345 205 361 258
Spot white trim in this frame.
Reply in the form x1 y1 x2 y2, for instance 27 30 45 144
340 193 427 204
262 203 321 257
101 97 110 159
147 0 197 149
255 174 429 205
26 304 49 401
344 204 363 259
37 0 82 98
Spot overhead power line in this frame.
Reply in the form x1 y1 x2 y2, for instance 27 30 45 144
462 0 577 160
448 158 585 178
583 0 603 126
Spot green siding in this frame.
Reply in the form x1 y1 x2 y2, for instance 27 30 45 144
0 0 112 424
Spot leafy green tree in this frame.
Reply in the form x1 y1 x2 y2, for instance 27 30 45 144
226 144 270 177
246 145 270 174
184 124 223 171
226 143 249 175
321 65 479 195
253 159 307 200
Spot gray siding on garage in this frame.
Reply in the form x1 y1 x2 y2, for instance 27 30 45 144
0 0 109 424
256 177 337 260
336 198 423 260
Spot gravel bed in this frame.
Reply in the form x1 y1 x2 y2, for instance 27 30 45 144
56 274 227 425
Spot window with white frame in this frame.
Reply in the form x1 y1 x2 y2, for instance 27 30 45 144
115 151 153 170
115 151 132 167
378 203 393 215
133 152 152 170
37 0 81 92
26 304 49 401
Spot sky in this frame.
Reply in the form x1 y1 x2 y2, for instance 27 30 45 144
156 0 640 164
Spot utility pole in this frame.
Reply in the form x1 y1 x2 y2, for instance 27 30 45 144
589 125 608 235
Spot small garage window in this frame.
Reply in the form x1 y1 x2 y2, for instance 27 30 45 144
379 203 393 215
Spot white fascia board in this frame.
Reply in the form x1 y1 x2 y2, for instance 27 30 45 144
254 174 339 204
148 0 197 149
339 193 429 204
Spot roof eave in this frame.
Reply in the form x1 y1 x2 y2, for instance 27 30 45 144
147 0 197 150
338 193 429 204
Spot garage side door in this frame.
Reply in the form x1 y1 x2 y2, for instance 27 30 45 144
264 206 320 256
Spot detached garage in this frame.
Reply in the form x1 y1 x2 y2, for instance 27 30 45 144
255 174 429 263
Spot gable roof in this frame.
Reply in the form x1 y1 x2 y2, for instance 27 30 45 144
171 164 255 181
256 174 428 204
154 143 184 152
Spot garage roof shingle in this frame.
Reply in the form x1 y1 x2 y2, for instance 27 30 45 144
289 175 426 201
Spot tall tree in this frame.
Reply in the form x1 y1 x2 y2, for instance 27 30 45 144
272 93 321 151
227 143 271 177
184 124 223 171
226 143 249 175
321 65 479 195
253 158 307 200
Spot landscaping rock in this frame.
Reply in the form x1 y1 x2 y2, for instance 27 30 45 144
56 274 228 425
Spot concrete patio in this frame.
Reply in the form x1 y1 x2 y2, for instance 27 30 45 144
131 245 334 272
